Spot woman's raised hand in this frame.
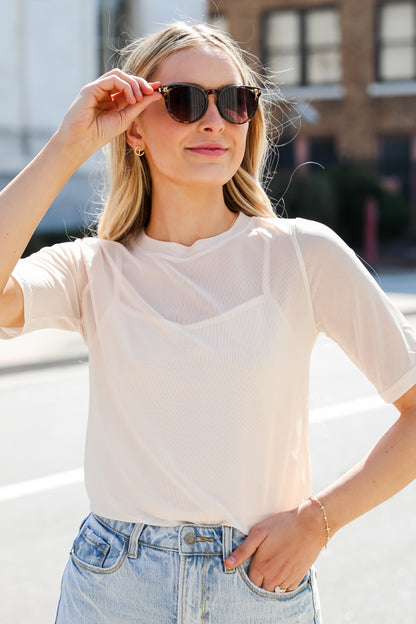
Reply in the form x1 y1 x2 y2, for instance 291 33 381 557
58 69 162 161
0 70 162 293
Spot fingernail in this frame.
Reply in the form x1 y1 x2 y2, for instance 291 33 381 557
225 556 236 566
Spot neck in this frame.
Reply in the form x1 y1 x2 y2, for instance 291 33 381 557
145 183 238 246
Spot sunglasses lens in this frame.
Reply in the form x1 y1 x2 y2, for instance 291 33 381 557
219 87 258 124
167 85 206 123
163 85 259 124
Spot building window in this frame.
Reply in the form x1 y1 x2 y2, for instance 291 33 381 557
379 136 411 199
263 7 341 86
98 0 129 74
309 137 338 167
377 1 416 81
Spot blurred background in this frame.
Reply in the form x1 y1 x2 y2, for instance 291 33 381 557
1 2 416 623
1 0 416 266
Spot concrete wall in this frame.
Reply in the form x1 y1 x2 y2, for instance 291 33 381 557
0 0 98 174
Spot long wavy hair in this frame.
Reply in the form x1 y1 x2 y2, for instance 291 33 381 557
97 21 276 244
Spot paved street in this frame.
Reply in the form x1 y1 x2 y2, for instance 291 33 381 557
0 276 416 623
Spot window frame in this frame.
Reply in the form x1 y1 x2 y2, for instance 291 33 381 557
261 5 342 88
375 1 416 83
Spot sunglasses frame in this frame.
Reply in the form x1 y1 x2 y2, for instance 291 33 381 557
157 83 262 125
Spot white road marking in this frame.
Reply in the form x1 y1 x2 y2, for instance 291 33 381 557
0 395 394 502
0 467 84 502
309 394 389 422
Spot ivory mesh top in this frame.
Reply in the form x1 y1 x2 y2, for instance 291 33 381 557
2 213 416 534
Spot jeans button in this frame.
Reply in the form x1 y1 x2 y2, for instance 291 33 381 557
184 531 196 545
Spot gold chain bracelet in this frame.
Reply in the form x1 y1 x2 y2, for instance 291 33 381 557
309 496 330 550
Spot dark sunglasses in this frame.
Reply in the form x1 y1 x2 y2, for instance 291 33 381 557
157 83 261 125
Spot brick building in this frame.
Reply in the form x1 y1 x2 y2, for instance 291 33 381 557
209 0 416 219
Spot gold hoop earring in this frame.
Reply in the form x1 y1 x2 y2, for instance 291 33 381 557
134 146 145 157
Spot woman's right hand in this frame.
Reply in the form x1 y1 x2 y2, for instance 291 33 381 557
57 69 162 161
0 70 162 299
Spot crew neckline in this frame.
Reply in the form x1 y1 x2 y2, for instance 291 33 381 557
135 212 251 258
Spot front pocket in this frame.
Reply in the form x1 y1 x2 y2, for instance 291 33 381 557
237 558 311 601
70 513 128 574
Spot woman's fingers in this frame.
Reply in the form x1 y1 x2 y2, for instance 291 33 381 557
92 73 146 105
94 70 159 103
58 71 162 155
138 78 161 95
109 80 160 111
224 525 266 568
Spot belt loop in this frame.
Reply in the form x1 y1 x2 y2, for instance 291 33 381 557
127 522 145 559
222 526 235 574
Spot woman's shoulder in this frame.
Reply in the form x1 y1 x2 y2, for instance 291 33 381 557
246 215 355 271
61 235 128 262
18 236 130 275
246 214 340 245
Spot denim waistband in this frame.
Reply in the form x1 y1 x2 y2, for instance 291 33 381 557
94 514 246 570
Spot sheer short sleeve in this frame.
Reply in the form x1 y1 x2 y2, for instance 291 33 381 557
294 218 416 403
0 239 92 340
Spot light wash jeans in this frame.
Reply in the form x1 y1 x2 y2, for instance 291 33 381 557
55 513 322 623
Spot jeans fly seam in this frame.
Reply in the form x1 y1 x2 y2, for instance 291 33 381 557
202 555 209 623
178 554 186 624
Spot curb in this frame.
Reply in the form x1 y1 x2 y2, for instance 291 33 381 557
0 353 88 376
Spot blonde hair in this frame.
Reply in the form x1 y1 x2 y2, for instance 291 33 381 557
97 21 276 244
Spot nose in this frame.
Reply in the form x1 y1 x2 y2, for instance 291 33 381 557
199 94 225 132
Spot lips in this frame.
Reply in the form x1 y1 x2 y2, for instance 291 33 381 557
187 143 228 156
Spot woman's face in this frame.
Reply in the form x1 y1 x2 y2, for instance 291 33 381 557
131 45 249 193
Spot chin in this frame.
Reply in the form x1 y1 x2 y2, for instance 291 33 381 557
192 176 231 189
191 165 237 185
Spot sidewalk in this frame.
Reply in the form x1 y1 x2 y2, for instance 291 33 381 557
0 329 88 373
376 268 416 316
0 270 415 372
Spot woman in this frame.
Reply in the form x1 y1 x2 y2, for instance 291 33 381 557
1 21 416 624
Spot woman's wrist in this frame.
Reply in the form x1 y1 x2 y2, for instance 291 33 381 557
50 129 96 170
298 497 331 550
308 496 330 549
